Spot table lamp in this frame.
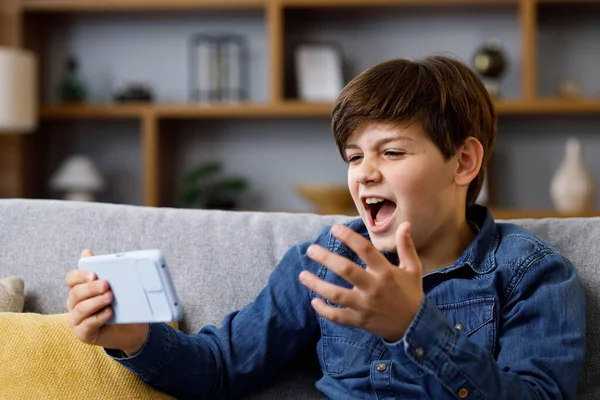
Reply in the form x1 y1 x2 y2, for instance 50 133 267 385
0 47 37 133
50 154 105 202
0 47 37 197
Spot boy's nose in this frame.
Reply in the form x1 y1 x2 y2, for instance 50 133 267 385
355 161 382 185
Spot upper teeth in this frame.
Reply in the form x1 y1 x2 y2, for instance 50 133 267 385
365 197 385 204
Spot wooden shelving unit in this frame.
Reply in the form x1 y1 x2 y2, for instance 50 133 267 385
1 0 599 216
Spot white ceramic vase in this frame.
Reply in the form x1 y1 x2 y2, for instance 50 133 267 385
550 137 595 214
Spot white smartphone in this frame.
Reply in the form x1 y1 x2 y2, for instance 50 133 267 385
78 249 183 324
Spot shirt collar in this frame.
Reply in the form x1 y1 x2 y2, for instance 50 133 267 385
435 205 499 275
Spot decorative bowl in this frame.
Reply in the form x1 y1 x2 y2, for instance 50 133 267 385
296 184 357 215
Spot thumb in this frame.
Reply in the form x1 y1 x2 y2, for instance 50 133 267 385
396 222 422 275
80 249 94 258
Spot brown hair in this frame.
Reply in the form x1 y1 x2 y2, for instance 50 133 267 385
331 55 497 208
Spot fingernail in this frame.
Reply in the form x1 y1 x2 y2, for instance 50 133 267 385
88 273 95 281
299 271 308 283
307 245 319 257
331 225 341 235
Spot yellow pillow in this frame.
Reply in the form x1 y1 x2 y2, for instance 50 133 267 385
0 313 177 399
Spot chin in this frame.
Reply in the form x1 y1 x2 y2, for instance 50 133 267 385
369 235 397 253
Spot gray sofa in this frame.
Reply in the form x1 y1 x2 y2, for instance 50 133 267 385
0 199 598 399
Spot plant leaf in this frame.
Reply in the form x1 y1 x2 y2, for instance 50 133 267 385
216 178 248 191
182 187 203 207
184 162 222 183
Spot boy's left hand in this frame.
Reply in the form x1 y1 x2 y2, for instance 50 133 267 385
299 222 423 343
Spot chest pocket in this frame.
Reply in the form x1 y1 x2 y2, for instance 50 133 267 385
437 297 497 356
317 262 388 377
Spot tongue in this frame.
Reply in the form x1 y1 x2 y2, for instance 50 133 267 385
375 201 396 223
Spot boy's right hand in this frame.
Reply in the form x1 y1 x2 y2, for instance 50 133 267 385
65 249 150 356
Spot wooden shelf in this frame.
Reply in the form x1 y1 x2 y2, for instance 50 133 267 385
281 0 518 7
24 0 600 12
154 102 333 118
496 99 600 114
39 102 333 119
38 99 600 120
39 103 149 119
536 0 600 3
20 0 521 12
491 208 600 219
21 0 265 12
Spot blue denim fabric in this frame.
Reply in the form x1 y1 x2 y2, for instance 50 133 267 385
109 205 586 399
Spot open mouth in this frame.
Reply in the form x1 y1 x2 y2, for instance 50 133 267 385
363 197 397 231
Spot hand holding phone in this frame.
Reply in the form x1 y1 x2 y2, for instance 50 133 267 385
77 249 182 324
66 250 149 354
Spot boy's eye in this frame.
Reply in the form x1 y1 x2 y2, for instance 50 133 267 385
385 150 405 158
347 154 362 163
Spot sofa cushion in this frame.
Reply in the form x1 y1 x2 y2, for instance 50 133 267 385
0 276 24 312
0 313 176 399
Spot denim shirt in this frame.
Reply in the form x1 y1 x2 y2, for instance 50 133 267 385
109 205 586 399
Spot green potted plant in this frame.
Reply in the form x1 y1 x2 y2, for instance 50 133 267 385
181 161 249 210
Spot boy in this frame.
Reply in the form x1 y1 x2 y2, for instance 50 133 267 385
66 55 586 399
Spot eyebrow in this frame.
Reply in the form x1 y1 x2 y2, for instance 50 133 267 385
344 136 412 151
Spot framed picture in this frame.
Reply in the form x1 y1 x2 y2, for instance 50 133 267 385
294 42 344 102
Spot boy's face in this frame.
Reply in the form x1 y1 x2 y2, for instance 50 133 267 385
345 122 460 253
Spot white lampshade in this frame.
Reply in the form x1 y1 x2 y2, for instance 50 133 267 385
0 47 37 132
50 155 105 192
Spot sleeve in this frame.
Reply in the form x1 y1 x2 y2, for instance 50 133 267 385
106 239 322 400
385 252 586 400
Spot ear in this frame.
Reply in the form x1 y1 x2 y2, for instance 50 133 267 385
454 137 484 188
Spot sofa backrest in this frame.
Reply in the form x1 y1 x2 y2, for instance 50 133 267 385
0 199 598 399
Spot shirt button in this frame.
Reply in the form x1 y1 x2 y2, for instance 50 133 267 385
455 324 464 331
414 347 425 358
458 388 469 398
376 363 387 372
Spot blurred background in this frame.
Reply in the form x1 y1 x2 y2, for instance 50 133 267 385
0 0 599 219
